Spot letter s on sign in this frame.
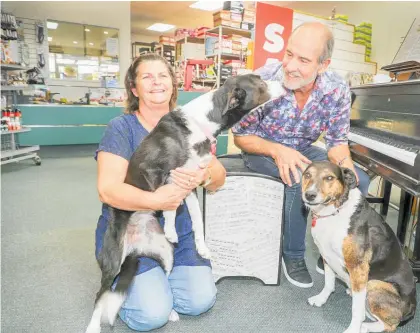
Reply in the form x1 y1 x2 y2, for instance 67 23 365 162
263 23 285 53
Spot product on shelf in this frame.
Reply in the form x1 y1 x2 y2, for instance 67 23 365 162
1 107 22 132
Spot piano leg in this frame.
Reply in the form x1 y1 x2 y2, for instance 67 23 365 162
412 203 420 282
380 180 392 217
396 191 420 282
396 190 413 244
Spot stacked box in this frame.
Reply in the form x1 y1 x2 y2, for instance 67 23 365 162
223 59 246 75
159 35 175 46
213 2 254 31
214 39 242 55
223 1 244 14
242 8 255 24
196 26 210 38
354 22 372 62
217 64 233 82
334 14 348 24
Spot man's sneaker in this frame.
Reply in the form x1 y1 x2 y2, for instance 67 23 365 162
316 256 324 275
281 257 313 288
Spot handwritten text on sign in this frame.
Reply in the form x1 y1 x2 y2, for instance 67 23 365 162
254 4 294 70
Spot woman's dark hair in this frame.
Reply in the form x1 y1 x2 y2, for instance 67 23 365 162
124 53 178 113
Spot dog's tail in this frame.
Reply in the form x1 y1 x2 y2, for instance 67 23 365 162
104 255 139 326
114 254 139 295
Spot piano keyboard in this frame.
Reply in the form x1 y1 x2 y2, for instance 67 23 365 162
349 128 419 166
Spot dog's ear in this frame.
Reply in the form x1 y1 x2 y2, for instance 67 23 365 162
223 87 246 114
341 167 357 189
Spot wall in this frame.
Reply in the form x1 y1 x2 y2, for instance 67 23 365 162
131 33 158 44
2 1 131 87
270 1 420 72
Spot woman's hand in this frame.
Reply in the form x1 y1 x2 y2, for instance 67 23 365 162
170 166 209 190
150 183 191 211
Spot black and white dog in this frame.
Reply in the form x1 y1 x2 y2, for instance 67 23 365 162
85 74 282 333
302 161 416 333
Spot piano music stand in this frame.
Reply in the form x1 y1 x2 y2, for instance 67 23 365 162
381 61 420 82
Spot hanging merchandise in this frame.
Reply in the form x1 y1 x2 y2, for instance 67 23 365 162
35 21 44 44
37 52 45 68
26 67 45 85
21 43 30 66
1 12 18 41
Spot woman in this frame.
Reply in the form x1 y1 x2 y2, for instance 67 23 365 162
95 53 226 331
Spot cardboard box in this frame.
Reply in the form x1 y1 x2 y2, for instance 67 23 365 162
230 12 243 22
213 18 233 27
213 10 231 21
241 22 254 30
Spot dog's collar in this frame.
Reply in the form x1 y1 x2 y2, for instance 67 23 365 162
311 209 339 228
190 118 217 155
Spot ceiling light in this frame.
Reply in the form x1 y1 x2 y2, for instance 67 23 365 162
73 41 78 44
85 28 90 32
48 37 52 42
89 42 94 46
189 1 223 11
147 23 175 32
47 21 58 29
104 31 108 35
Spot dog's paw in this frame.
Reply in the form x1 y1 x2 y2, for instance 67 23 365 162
164 227 178 244
197 243 211 259
308 294 328 307
85 323 101 333
343 325 361 333
168 309 180 322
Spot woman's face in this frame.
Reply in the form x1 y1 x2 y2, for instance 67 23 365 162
132 60 173 108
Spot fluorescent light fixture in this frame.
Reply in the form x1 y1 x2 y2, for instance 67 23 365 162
47 21 58 29
146 23 175 32
104 31 109 35
48 37 52 42
73 41 78 44
189 1 223 11
89 42 94 46
85 28 90 32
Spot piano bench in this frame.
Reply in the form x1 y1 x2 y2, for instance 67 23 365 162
201 154 285 286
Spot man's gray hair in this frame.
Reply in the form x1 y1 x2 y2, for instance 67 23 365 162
319 33 334 63
291 22 335 64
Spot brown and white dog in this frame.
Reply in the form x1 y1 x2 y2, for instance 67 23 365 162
302 161 416 333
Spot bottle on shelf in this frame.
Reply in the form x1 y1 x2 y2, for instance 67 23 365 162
14 108 21 130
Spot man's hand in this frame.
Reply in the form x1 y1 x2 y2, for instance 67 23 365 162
272 145 311 186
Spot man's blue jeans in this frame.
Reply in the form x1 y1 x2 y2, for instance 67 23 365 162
242 145 370 260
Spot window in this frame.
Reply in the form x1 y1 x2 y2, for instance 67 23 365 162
47 20 119 81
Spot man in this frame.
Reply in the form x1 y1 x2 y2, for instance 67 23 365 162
232 22 370 288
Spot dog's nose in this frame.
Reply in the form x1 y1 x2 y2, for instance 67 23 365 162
305 191 317 201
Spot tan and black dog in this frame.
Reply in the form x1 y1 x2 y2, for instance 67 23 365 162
302 161 416 333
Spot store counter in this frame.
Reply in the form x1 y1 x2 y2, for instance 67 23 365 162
17 91 228 155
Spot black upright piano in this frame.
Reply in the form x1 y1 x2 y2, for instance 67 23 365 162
349 79 420 279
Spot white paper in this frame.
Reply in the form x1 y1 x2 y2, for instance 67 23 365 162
205 176 284 285
106 38 119 57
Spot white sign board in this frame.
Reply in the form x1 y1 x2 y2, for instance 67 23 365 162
106 38 119 57
204 175 284 285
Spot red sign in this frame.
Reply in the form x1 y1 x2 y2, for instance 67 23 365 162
254 3 294 70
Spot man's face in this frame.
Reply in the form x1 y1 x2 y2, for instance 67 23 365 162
282 32 327 90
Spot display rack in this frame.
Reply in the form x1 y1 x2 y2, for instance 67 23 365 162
1 64 41 166
205 26 252 88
